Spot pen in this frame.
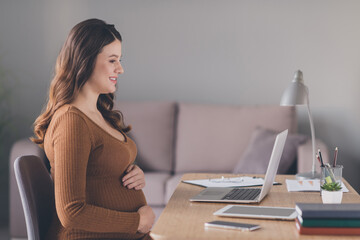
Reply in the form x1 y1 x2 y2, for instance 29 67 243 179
333 147 338 167
316 153 323 167
325 163 336 183
318 149 334 183
318 149 324 167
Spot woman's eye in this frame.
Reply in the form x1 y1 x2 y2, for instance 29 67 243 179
109 59 122 63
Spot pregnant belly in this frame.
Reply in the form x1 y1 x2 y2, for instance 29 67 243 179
86 178 147 212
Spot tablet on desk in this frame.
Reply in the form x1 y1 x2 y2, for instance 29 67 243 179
214 205 297 220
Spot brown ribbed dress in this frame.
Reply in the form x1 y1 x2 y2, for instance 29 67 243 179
43 105 150 240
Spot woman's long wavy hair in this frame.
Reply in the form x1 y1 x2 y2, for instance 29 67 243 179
31 19 129 145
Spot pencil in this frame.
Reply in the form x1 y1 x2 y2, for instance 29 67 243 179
333 147 338 167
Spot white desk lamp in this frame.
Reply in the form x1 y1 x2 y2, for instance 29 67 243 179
280 70 320 179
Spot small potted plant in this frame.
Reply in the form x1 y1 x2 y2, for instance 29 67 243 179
321 182 343 204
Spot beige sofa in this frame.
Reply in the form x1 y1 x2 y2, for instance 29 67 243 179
9 101 328 239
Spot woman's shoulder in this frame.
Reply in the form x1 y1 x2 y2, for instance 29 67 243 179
51 104 89 127
53 104 83 118
45 105 96 147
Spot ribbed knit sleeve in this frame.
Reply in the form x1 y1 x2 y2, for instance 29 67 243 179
51 111 140 233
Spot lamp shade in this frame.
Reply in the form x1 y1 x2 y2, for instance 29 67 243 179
280 70 308 106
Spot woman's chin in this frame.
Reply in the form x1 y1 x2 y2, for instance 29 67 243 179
103 86 117 94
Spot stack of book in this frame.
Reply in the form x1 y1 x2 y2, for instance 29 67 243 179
295 203 360 235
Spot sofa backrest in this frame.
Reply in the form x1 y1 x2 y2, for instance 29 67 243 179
174 103 296 173
115 101 176 172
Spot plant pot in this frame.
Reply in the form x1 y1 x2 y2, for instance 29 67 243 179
321 190 343 204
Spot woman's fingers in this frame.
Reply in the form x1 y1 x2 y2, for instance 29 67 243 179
122 165 145 190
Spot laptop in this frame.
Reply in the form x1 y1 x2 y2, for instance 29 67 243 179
189 129 288 203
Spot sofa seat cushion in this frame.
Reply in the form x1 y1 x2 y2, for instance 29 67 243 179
175 103 296 173
165 174 184 203
115 101 176 172
143 172 172 206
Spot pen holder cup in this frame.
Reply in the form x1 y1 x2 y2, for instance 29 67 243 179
320 165 343 204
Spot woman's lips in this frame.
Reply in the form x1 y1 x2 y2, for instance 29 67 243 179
109 77 117 84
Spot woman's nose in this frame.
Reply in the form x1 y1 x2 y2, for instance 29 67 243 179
116 62 124 74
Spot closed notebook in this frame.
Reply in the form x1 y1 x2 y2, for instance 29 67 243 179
295 219 360 235
295 203 360 219
297 215 360 228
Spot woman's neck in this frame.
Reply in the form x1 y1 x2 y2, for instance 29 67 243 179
71 86 100 114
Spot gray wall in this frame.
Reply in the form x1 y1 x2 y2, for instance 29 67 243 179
1 0 360 223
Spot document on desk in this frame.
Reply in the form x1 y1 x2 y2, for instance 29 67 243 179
286 179 349 192
183 176 278 188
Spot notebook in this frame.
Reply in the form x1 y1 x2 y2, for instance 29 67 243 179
189 129 288 203
295 203 360 219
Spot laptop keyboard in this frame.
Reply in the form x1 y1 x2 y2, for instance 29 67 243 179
221 188 261 200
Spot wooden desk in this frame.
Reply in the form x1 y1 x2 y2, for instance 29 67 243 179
151 173 360 240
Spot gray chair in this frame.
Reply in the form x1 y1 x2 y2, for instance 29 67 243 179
14 155 54 240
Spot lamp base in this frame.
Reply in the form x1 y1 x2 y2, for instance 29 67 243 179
296 171 320 180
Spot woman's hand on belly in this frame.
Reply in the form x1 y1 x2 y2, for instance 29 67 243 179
137 205 155 233
122 164 145 190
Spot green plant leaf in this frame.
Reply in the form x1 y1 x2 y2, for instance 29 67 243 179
321 182 342 191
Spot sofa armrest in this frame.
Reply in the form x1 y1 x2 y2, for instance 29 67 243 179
297 138 329 174
9 138 46 238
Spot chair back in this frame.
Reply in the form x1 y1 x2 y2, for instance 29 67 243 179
14 155 54 240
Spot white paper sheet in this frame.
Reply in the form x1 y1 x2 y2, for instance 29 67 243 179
182 176 274 188
285 179 349 192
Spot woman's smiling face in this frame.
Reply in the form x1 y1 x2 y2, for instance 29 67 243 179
86 39 124 94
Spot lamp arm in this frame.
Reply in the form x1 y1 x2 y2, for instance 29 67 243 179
306 102 317 174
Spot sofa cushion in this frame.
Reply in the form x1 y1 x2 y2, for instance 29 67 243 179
297 138 329 173
143 172 172 206
165 174 184 203
233 127 307 174
175 103 296 173
151 206 165 225
115 101 176 172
